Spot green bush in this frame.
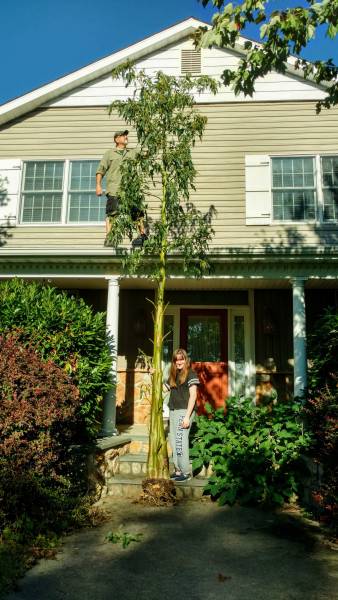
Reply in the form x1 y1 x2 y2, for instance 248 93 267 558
191 398 312 507
0 278 112 438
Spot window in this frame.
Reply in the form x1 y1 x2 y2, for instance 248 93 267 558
321 156 338 222
271 155 338 223
68 161 105 223
272 157 316 221
21 161 64 223
21 159 105 224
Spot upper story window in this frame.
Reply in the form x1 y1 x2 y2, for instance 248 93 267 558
272 157 316 221
271 155 338 223
322 156 338 222
68 160 104 222
21 161 64 223
20 160 105 224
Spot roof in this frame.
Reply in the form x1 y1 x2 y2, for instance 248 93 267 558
0 17 328 126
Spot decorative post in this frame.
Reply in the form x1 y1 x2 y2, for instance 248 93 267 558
99 276 120 437
291 277 307 398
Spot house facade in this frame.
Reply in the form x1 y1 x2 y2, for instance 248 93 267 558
0 18 337 435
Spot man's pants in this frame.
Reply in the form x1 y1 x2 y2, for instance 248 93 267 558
169 409 194 475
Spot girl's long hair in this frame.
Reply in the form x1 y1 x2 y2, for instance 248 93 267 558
169 348 190 387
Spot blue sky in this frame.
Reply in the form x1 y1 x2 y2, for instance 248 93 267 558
1 0 337 105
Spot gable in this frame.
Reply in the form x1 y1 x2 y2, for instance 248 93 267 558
47 38 327 108
0 16 329 126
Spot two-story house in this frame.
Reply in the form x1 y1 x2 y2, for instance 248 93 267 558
1 18 337 435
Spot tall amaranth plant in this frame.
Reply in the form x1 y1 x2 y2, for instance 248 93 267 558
107 65 218 480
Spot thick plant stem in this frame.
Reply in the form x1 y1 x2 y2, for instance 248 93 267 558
147 274 169 478
147 168 169 479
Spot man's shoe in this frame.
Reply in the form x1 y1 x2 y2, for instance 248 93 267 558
132 233 148 248
174 473 192 483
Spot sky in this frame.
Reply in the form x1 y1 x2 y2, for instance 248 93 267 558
0 0 337 106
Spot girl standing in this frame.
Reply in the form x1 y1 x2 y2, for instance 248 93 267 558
165 349 200 482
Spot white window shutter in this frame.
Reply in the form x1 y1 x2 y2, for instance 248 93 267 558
245 155 271 225
0 159 22 225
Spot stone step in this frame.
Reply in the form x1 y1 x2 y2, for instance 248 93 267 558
117 453 213 479
105 474 208 500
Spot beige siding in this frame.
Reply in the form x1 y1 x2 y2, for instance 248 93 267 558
0 102 338 251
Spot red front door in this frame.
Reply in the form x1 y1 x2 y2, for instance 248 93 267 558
180 309 228 414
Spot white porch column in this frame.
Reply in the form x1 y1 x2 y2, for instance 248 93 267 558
291 277 307 398
100 276 120 437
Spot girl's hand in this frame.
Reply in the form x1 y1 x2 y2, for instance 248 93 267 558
182 415 190 428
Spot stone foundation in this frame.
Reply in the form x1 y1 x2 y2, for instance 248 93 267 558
88 441 131 499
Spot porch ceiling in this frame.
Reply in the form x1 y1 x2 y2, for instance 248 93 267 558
1 275 337 291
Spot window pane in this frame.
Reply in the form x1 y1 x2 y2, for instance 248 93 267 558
21 193 62 223
23 161 64 193
69 161 97 191
233 315 246 397
186 316 221 362
68 193 105 222
273 190 316 221
323 189 338 222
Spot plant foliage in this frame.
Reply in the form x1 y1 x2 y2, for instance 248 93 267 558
191 398 312 506
0 278 112 437
308 306 338 390
305 306 338 528
0 334 97 595
0 334 93 536
196 0 338 112
106 65 218 478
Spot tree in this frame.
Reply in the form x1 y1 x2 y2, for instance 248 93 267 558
107 65 218 481
195 0 338 112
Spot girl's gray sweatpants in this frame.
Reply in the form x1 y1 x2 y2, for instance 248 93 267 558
169 409 194 475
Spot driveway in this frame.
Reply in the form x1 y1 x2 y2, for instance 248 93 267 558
4 498 337 600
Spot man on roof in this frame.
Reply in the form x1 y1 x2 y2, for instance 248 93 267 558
96 130 147 247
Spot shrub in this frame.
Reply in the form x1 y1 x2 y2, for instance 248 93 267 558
308 306 338 390
0 278 112 437
306 306 338 529
191 398 312 507
0 334 85 531
303 383 338 529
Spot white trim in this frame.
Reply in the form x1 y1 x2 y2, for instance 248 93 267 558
61 160 70 224
248 289 256 398
228 307 252 398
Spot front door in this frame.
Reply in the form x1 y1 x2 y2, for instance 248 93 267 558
180 309 228 414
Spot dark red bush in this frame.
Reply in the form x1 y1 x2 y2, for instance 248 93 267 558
0 334 85 534
0 334 81 478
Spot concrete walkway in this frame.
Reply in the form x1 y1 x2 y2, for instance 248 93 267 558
5 498 337 600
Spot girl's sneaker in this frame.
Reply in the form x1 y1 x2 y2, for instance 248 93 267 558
174 473 192 482
170 471 182 480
